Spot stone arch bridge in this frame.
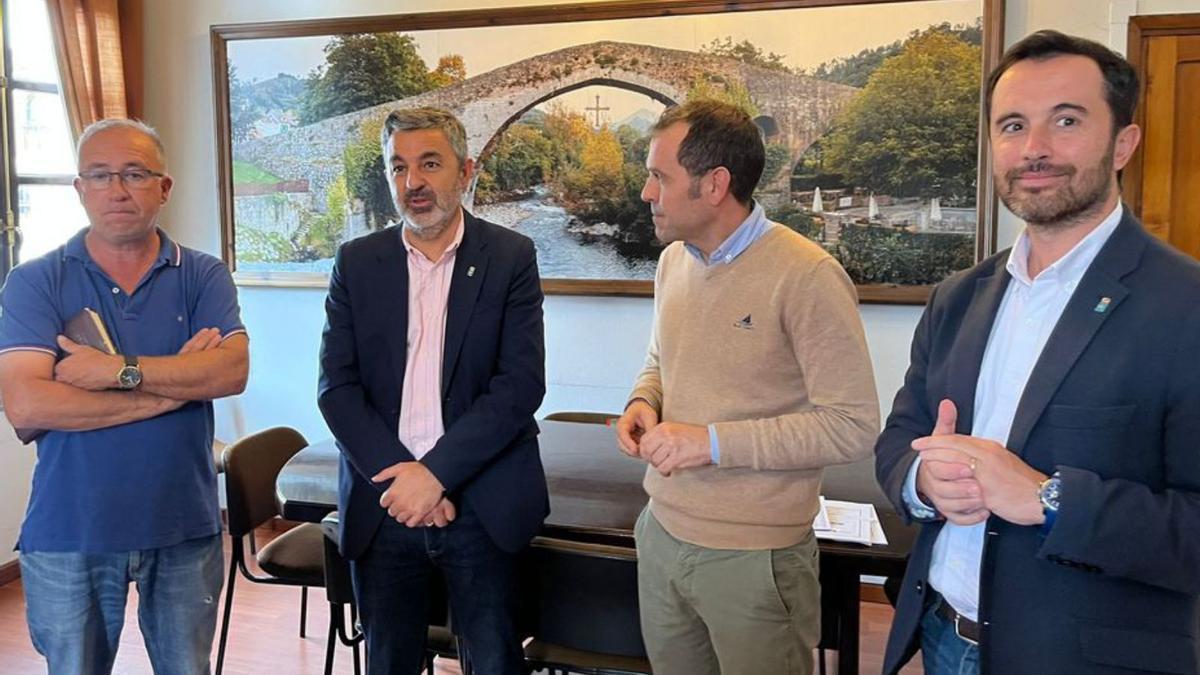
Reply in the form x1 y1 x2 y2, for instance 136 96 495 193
236 40 858 206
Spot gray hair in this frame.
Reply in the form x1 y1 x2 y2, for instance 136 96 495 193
77 118 167 168
379 107 468 167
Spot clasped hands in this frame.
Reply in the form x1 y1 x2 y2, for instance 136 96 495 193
615 399 712 476
373 461 455 528
914 399 1047 526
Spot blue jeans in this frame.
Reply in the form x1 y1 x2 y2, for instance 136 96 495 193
20 534 224 675
920 597 980 675
351 505 523 675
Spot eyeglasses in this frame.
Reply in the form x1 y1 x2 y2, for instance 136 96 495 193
77 169 165 190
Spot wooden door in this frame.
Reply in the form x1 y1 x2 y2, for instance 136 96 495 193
1126 15 1200 261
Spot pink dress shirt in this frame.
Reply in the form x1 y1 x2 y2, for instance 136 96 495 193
398 214 464 460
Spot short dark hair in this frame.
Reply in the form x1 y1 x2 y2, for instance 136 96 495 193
380 106 468 167
985 30 1138 133
651 99 765 205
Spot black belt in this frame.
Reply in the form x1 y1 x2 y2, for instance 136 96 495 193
931 591 980 645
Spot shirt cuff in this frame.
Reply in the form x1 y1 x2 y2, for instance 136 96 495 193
708 424 720 464
903 456 938 519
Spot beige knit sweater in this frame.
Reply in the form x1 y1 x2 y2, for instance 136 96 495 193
630 223 880 550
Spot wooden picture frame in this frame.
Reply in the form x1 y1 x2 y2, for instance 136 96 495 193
212 0 1003 303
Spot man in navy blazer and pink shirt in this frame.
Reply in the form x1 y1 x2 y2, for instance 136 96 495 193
318 106 546 675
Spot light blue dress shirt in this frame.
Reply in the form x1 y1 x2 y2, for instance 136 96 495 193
902 203 1124 621
681 201 772 464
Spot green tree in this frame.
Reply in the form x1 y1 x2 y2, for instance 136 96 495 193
299 33 435 124
343 116 396 231
821 30 980 200
701 37 790 72
295 174 349 260
228 64 259 142
767 203 823 240
759 142 791 190
802 20 982 87
480 123 554 194
833 225 973 285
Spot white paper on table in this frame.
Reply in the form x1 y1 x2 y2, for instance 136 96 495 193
814 497 888 546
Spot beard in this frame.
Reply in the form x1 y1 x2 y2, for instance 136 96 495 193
397 185 462 241
997 139 1116 229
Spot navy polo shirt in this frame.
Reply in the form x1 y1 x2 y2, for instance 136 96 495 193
0 227 246 553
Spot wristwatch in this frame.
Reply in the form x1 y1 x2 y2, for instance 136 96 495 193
1038 471 1062 532
116 354 143 390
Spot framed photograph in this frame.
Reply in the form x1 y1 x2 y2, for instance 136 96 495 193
212 0 1003 303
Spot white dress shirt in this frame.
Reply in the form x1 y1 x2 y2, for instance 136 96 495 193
902 202 1124 620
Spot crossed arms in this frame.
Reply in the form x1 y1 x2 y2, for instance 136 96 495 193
0 329 248 432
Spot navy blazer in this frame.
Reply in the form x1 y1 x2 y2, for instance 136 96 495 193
318 212 548 559
876 211 1200 674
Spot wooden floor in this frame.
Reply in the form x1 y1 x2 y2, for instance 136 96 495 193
0 527 922 674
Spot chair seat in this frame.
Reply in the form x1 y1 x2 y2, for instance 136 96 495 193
256 522 326 586
524 638 652 675
427 625 458 659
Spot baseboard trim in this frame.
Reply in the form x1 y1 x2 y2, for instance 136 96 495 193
0 559 20 586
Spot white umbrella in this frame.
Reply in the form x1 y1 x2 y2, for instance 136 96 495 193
868 194 879 220
930 197 943 222
812 187 824 214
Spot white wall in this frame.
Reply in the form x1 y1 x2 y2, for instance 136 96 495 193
0 426 34 566
4 0 1195 566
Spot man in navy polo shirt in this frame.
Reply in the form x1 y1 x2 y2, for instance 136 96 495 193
0 118 249 674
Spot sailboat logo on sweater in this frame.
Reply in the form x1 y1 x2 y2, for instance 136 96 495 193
734 314 755 330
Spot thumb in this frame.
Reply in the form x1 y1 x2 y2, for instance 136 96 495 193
933 399 958 436
56 335 81 353
371 466 397 483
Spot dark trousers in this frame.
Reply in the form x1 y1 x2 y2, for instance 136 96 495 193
351 504 523 675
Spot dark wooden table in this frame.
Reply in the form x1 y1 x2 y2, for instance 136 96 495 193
276 419 914 674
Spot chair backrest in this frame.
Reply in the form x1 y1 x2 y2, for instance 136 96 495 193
321 512 356 605
542 411 618 425
526 537 646 658
222 426 309 537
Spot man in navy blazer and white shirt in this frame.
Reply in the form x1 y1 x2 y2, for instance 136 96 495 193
318 107 546 675
876 31 1200 675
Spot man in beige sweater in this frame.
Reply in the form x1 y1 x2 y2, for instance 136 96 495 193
615 99 880 675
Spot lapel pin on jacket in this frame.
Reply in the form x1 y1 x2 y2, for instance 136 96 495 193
1093 297 1112 313
467 266 476 277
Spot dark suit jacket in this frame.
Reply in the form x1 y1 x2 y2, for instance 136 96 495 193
318 212 548 560
876 211 1200 675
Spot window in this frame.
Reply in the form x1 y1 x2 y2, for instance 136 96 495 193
2 0 87 274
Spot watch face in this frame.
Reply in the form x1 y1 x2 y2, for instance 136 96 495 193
1041 477 1062 511
118 365 142 389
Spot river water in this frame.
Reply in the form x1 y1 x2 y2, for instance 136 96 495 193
476 186 657 281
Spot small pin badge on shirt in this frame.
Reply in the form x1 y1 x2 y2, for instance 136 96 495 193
467 266 476 277
1094 297 1112 313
